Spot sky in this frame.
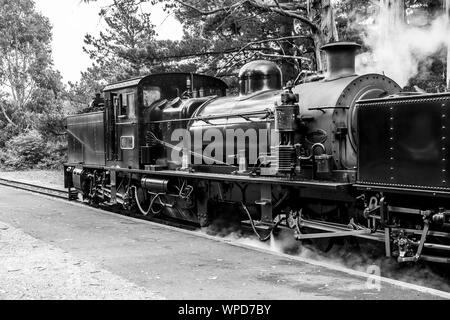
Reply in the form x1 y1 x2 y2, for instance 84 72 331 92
34 0 184 83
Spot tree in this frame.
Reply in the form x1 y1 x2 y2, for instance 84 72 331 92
65 65 110 113
83 0 341 84
0 0 68 170
82 0 448 92
83 0 158 79
167 0 340 79
0 0 64 140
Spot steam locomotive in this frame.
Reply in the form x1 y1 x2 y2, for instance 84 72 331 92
64 42 450 264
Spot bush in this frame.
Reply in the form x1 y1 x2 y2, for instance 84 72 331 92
2 130 49 170
0 123 21 149
36 141 67 170
0 148 11 167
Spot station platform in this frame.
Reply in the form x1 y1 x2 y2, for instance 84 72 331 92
0 186 446 300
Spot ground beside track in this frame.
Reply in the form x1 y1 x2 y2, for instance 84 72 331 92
0 186 445 300
0 169 63 190
0 222 163 299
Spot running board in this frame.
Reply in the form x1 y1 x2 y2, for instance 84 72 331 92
294 229 371 240
420 255 450 264
241 219 373 240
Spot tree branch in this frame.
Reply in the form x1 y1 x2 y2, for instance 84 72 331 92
173 0 246 15
257 52 311 61
173 0 317 31
217 35 312 74
0 102 17 127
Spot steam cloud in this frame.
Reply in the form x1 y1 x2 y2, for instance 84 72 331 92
355 0 450 88
215 230 450 293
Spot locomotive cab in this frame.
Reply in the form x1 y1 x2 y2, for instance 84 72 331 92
97 73 228 170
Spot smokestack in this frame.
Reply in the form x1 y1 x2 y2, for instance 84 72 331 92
321 42 361 80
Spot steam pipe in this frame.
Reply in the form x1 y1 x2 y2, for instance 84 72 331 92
311 143 326 155
132 186 164 216
311 143 326 180
241 202 286 242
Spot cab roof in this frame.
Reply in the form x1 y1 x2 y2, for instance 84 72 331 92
102 72 228 92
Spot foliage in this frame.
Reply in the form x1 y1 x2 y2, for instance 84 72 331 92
404 48 447 92
1 130 47 169
83 0 158 80
0 129 67 170
0 0 62 126
0 0 66 170
81 0 340 86
36 141 67 170
65 65 110 113
159 0 340 81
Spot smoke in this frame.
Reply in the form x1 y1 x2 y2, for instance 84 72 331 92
203 225 450 293
355 0 450 88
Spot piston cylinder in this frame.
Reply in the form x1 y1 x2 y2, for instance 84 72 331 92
141 177 170 193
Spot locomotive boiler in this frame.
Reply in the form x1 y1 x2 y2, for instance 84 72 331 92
64 42 450 264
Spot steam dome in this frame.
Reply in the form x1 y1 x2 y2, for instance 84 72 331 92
238 60 282 95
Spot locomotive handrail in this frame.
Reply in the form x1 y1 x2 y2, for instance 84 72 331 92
116 121 137 126
146 109 273 124
308 106 349 114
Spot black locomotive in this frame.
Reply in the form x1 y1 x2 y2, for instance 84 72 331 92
64 42 450 264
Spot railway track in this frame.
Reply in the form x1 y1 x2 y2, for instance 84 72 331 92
0 177 449 299
0 178 68 200
0 178 200 231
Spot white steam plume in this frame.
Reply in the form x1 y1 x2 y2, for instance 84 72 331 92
356 0 450 88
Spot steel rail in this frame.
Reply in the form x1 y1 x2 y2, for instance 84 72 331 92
0 177 198 232
0 178 67 200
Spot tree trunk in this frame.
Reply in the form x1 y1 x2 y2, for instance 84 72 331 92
276 0 297 83
379 0 405 43
269 0 340 80
310 0 339 72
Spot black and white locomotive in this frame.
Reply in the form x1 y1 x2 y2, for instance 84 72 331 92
64 42 450 264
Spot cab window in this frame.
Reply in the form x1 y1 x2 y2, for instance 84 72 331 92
143 86 161 107
119 94 127 116
114 94 127 118
126 93 135 119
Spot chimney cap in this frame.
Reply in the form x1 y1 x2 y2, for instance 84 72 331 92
320 41 361 52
